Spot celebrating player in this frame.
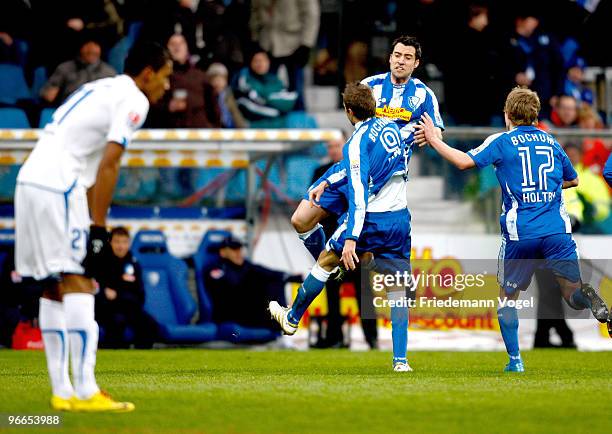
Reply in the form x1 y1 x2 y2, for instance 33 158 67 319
270 83 414 371
287 35 442 369
291 35 443 260
415 87 612 372
14 42 172 411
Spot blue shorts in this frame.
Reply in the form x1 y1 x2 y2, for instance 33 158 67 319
303 177 348 217
499 233 580 294
327 209 412 264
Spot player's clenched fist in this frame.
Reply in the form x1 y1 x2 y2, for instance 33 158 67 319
82 225 110 278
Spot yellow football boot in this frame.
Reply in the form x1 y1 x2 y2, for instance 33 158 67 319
50 395 74 411
71 391 135 413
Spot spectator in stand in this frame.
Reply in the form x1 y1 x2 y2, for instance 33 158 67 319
232 48 297 128
505 11 564 117
562 142 610 231
40 39 116 106
196 0 248 74
206 62 248 128
564 57 594 108
0 0 31 67
548 94 578 128
442 2 503 126
95 227 159 349
578 106 610 176
250 0 320 110
152 33 220 128
140 0 201 62
203 235 301 330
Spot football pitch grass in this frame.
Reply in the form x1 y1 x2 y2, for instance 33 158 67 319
1 349 611 434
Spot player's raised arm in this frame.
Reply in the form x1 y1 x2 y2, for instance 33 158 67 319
415 113 475 170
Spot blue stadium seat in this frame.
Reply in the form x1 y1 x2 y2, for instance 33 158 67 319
38 108 55 128
192 230 279 343
132 230 217 343
0 64 31 104
192 230 230 323
0 108 30 128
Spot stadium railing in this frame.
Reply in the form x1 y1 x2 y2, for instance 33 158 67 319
0 128 343 251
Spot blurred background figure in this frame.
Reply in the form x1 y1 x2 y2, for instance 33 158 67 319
203 235 300 330
564 57 594 108
206 62 247 128
505 10 564 117
548 95 578 128
95 227 159 349
441 2 503 126
250 0 320 110
40 39 116 106
562 142 610 233
149 33 220 128
232 48 297 128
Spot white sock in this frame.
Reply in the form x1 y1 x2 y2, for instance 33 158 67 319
64 293 100 399
39 298 75 399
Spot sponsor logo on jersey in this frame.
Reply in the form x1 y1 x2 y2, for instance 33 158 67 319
128 111 141 127
376 106 412 122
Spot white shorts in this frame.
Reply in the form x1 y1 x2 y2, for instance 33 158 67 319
15 182 89 280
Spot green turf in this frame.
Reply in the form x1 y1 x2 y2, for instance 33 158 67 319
0 349 611 434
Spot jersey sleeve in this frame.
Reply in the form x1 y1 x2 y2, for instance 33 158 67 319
106 94 149 148
322 161 347 189
467 132 504 168
423 87 444 130
345 131 369 241
559 146 578 181
603 153 612 187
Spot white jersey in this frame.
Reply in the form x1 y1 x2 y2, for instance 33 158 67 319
17 75 149 192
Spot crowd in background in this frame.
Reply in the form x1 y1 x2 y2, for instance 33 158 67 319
0 0 610 230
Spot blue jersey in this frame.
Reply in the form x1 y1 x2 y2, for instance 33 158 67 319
321 117 407 241
604 153 612 187
468 125 578 241
361 73 444 161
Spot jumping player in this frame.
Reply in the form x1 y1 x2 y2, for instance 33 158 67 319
270 83 414 371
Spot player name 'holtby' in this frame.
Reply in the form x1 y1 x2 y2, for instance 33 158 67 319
523 191 556 203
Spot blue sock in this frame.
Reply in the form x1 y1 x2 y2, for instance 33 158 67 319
497 306 520 358
298 224 326 260
391 306 408 364
568 287 591 310
288 264 331 325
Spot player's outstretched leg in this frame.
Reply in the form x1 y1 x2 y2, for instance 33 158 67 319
39 292 76 411
291 200 329 260
270 252 336 335
497 288 524 372
62 276 134 412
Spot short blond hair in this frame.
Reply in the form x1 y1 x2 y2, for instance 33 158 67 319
504 87 540 126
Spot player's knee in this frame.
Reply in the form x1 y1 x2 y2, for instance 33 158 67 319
291 211 312 233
